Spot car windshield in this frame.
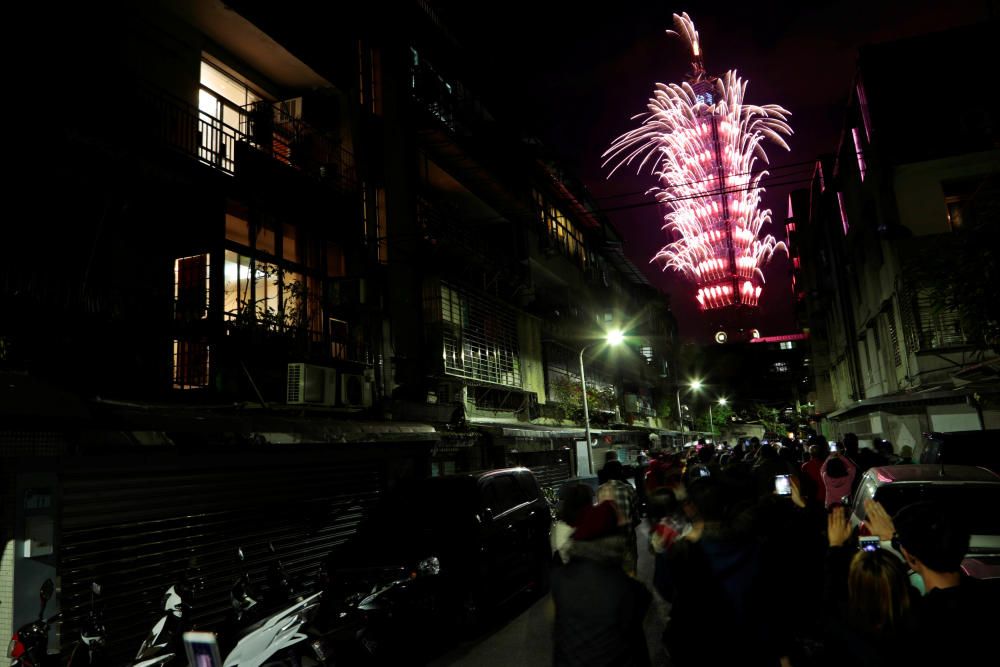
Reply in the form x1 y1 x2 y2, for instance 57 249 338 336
875 484 1000 535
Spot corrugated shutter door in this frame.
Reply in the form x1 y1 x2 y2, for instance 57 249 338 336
59 457 383 663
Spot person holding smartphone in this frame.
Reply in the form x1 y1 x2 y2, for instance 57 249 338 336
824 507 919 665
820 449 856 510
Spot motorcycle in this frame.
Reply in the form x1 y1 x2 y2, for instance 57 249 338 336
131 578 193 667
67 581 108 667
8 579 59 667
218 545 330 667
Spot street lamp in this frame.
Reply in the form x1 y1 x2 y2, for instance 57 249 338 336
580 329 625 475
676 377 703 433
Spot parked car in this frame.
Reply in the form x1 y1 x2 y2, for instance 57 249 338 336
848 464 1000 578
915 430 1000 473
324 467 552 657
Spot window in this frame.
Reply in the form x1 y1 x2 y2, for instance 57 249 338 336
887 302 902 367
329 317 348 360
852 127 867 182
640 345 654 364
173 254 210 322
199 60 263 172
533 190 587 268
173 340 209 389
223 208 306 330
942 178 984 232
358 42 383 116
837 192 850 234
375 186 388 264
856 80 872 142
426 281 522 388
483 475 527 516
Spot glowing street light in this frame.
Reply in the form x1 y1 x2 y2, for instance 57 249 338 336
580 329 625 475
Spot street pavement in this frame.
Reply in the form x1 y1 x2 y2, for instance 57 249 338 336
430 521 671 666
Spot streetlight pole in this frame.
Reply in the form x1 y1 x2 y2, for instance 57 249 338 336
708 402 714 438
579 329 625 475
675 387 684 432
579 344 595 475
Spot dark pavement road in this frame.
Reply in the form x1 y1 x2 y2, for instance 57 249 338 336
430 521 671 666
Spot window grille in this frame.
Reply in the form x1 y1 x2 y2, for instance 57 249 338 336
886 304 902 367
426 282 522 388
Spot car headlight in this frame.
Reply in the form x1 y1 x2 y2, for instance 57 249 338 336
417 556 440 576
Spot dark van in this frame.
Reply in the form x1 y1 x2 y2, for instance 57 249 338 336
916 430 1000 473
326 467 552 655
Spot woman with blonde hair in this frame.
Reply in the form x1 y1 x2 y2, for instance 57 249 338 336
826 507 918 665
847 549 914 637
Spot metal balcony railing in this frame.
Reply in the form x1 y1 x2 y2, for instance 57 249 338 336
132 85 356 192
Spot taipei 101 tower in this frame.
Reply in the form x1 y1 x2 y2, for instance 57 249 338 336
604 12 792 341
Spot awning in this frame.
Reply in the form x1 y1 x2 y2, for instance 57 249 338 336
82 400 439 447
826 388 972 420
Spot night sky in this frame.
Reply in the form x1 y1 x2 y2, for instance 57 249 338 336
435 0 995 341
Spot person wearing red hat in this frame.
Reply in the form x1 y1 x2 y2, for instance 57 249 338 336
551 501 651 666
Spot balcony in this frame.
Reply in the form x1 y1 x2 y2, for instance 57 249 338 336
132 84 356 193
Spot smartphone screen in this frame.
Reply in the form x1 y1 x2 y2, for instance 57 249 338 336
774 474 792 496
184 632 222 667
830 443 838 452
859 536 881 552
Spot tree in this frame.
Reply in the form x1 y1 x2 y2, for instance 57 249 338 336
906 177 1000 351
753 403 782 436
550 375 617 424
694 402 734 435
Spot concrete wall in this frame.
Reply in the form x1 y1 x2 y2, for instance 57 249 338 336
927 403 982 432
518 313 547 404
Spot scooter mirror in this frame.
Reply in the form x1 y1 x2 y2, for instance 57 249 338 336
40 579 55 603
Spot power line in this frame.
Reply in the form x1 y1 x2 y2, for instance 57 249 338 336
592 158 819 202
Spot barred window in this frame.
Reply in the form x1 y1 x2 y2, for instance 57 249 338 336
426 281 522 388
886 304 902 367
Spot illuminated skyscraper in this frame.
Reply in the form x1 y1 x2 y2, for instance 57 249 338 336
604 12 792 317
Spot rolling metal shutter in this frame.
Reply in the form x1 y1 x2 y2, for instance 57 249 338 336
58 454 384 663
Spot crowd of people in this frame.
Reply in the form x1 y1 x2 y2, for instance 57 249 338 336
549 435 1000 667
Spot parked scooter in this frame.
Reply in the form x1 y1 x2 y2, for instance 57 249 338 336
67 581 108 667
219 545 330 666
8 579 59 667
131 578 193 667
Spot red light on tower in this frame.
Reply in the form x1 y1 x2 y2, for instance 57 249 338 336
604 12 792 313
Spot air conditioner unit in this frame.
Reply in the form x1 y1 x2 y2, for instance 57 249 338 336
340 372 374 408
287 363 337 406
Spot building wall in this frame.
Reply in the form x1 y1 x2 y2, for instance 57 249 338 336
517 313 546 405
893 151 1000 236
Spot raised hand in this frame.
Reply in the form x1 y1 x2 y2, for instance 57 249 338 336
827 506 852 547
864 498 895 541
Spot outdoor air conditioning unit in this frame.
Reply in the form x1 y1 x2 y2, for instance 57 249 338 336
286 363 337 406
340 372 374 408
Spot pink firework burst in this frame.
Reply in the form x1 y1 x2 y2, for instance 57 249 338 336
603 12 792 311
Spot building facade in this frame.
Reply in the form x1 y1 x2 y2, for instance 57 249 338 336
3 0 679 651
797 22 1000 448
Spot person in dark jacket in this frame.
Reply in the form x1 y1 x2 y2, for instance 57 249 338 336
890 501 1000 667
551 500 651 667
598 450 624 485
654 476 765 666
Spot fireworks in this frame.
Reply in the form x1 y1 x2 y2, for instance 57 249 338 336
603 12 792 310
